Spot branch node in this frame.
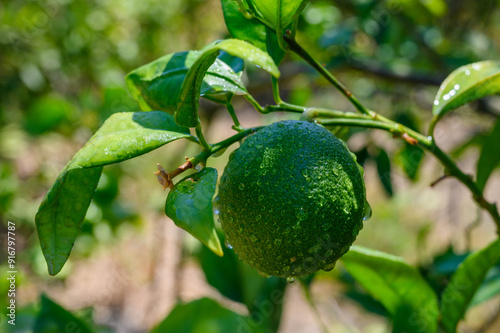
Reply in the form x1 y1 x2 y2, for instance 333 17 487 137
155 161 194 190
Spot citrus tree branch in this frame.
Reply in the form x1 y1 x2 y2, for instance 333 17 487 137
310 113 500 231
283 33 371 116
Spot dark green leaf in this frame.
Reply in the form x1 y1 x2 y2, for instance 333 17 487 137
250 0 309 31
221 0 285 65
197 231 287 332
151 298 269 333
470 264 500 307
432 61 500 122
342 246 439 333
34 294 93 333
440 239 500 333
36 167 102 275
166 168 223 256
175 50 220 127
476 117 500 191
175 39 280 127
376 148 393 196
398 144 424 180
36 111 192 275
221 0 267 51
126 51 248 113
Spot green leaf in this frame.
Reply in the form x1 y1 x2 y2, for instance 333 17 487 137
477 117 500 191
342 246 439 333
375 148 393 196
469 264 500 308
250 0 309 31
432 61 500 122
165 168 223 256
175 39 280 127
214 39 280 78
34 294 93 333
74 112 193 167
398 144 424 180
36 111 193 275
197 231 287 332
151 298 268 333
440 239 500 333
175 50 220 127
126 51 248 113
221 0 285 65
36 167 102 276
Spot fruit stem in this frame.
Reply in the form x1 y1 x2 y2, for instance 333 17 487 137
272 76 283 104
225 101 243 131
195 123 211 150
158 127 264 189
283 34 371 116
244 94 266 113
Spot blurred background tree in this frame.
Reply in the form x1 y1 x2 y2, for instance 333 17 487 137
1 0 499 332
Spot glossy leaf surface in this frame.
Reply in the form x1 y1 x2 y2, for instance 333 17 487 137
221 0 285 65
175 39 280 127
441 239 500 333
165 168 223 256
342 246 438 333
126 51 247 113
250 0 309 30
36 111 192 275
433 61 500 121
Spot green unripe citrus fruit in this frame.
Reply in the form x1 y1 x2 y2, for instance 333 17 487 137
218 120 367 278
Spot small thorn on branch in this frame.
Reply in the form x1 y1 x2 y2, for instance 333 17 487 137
154 161 194 190
430 174 449 187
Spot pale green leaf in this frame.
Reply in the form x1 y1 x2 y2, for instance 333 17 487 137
432 61 500 122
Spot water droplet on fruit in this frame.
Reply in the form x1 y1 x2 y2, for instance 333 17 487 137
224 239 233 249
212 196 220 215
255 214 261 221
286 277 295 284
258 194 264 202
322 261 336 272
362 200 372 221
244 170 251 177
296 208 307 221
238 183 245 190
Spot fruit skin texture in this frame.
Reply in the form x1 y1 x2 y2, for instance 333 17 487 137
218 120 366 278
